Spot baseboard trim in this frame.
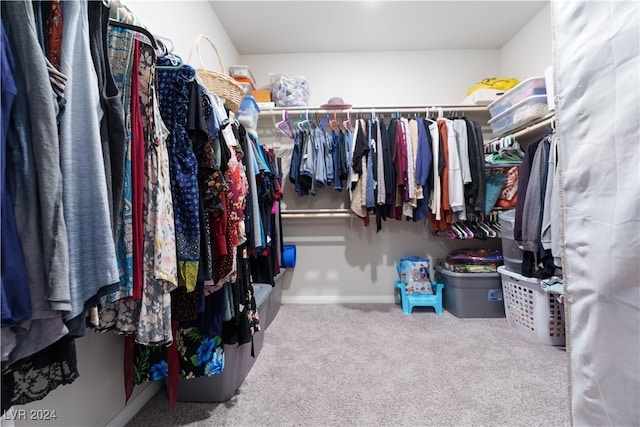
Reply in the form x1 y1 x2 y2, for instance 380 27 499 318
282 295 395 304
105 381 162 427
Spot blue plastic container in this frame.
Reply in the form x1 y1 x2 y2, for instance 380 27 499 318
282 245 296 268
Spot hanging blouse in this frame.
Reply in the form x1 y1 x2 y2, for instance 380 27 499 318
350 120 367 219
59 0 120 335
135 42 177 345
403 118 416 218
130 39 146 301
393 119 408 213
365 120 376 210
376 119 386 206
444 119 465 220
413 118 433 222
105 24 135 303
157 57 200 292
88 0 127 243
428 121 442 220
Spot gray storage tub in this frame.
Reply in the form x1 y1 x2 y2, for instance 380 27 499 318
435 266 505 318
265 270 285 330
499 209 523 274
176 284 271 402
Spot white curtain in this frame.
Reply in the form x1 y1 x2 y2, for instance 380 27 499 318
554 1 640 425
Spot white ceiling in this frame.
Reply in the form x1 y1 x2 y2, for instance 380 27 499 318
209 1 549 55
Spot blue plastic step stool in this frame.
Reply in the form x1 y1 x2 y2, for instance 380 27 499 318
395 280 444 315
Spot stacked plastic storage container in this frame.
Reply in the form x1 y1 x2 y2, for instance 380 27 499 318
487 77 549 137
435 249 506 318
498 209 523 274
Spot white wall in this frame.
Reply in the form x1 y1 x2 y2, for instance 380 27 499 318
499 4 552 80
243 50 500 106
127 1 240 72
5 334 158 427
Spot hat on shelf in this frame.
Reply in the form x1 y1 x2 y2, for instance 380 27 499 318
320 96 352 109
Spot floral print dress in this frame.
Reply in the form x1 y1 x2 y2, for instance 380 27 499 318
98 42 177 346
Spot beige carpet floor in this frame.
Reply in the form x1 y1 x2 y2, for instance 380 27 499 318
127 303 569 427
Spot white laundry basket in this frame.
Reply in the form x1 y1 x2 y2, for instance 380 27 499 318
498 266 565 346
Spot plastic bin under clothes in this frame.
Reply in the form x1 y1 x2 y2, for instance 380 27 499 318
175 284 271 403
499 209 523 274
498 266 565 346
435 266 505 318
263 270 285 330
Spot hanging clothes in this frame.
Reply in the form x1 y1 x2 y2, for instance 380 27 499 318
0 20 31 332
105 23 135 304
156 57 201 292
1 0 77 411
136 41 177 345
444 119 465 220
350 120 368 219
2 0 70 365
59 0 120 336
413 118 432 222
428 119 441 220
88 0 127 241
375 118 388 231
463 117 487 214
404 118 417 217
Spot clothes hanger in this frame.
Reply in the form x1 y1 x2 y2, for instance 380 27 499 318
319 111 331 131
155 35 174 54
108 18 160 52
342 110 352 132
329 111 341 132
433 228 457 240
156 53 184 70
477 219 497 239
294 111 305 131
425 107 437 124
450 223 465 239
298 110 311 131
276 110 295 139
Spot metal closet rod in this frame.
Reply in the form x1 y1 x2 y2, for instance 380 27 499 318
281 208 368 219
511 115 555 139
487 114 556 144
259 105 488 116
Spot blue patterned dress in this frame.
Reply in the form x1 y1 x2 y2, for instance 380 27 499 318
156 58 200 292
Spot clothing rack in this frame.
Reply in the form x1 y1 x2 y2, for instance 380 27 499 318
486 113 555 145
281 209 360 219
511 114 555 138
259 105 488 117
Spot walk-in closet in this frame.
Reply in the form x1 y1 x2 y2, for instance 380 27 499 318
1 1 638 427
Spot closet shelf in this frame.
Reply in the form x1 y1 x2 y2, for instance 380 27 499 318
487 113 555 143
258 105 488 116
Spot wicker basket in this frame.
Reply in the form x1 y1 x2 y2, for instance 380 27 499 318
187 34 244 112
